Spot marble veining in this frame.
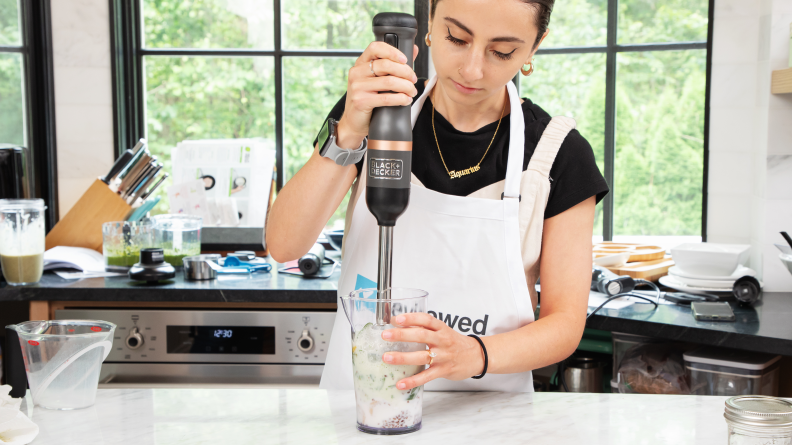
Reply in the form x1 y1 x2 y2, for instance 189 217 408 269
22 388 731 444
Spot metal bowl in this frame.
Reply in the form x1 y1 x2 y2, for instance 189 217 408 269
182 254 222 281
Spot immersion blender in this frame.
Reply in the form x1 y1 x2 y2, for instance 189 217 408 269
366 13 418 326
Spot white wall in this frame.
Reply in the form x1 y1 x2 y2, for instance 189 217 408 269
707 0 792 291
50 0 115 218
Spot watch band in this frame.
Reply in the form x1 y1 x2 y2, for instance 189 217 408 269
324 134 367 166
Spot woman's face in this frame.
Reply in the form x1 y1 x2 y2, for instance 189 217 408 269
429 0 544 104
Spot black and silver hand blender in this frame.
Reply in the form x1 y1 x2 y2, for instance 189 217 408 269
367 13 418 326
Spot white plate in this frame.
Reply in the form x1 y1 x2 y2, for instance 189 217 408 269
593 252 630 268
659 275 735 294
666 273 735 289
668 265 756 281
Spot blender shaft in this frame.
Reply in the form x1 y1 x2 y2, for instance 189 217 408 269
376 226 393 325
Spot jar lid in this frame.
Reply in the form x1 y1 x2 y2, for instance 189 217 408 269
0 199 46 211
725 396 792 429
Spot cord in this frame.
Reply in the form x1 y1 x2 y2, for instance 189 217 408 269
586 279 661 320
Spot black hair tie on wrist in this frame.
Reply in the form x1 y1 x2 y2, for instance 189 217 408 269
467 334 488 379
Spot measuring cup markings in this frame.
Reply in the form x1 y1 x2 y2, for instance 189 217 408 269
28 340 39 346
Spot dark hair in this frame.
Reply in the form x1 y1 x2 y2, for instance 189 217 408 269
430 0 554 48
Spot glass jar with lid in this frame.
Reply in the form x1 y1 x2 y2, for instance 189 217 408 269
724 395 792 444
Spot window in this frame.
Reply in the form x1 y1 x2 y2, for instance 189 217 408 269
520 0 711 248
0 0 58 227
113 0 415 229
114 0 710 241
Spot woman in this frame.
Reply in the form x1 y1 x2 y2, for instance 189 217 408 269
267 0 608 392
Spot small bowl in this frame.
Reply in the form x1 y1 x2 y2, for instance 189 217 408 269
781 254 792 276
183 254 222 281
326 229 344 252
670 243 751 277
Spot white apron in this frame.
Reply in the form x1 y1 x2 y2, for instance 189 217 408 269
320 76 575 392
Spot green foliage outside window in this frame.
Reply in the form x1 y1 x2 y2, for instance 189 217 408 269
141 0 707 235
0 0 24 147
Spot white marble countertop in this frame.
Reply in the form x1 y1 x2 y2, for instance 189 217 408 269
24 389 730 444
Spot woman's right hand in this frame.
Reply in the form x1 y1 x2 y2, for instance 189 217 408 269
337 41 419 146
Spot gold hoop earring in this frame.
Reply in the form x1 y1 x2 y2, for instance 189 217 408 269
425 33 432 47
521 61 534 76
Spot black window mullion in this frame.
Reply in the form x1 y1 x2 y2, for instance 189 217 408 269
274 0 284 191
602 0 619 242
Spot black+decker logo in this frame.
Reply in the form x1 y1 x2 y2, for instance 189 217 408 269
370 158 403 180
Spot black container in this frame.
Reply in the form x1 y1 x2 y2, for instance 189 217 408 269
0 145 31 199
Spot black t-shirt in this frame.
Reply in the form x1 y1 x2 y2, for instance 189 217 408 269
316 80 609 219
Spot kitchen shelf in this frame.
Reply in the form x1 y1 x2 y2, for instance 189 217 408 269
772 67 792 94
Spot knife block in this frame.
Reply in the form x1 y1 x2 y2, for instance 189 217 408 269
45 178 132 252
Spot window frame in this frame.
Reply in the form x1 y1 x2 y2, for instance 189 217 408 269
111 0 712 241
1 0 59 229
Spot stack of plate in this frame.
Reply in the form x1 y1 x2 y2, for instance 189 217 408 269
659 266 758 293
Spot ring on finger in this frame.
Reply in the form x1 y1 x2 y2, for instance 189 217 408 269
369 60 377 77
427 350 437 366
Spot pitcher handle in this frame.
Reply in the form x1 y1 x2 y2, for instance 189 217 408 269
340 295 352 324
31 340 112 402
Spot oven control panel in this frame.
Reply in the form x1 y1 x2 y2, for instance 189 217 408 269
55 309 336 364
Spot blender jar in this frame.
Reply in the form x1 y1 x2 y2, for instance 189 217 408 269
151 215 202 266
0 199 46 285
102 220 154 271
341 288 428 435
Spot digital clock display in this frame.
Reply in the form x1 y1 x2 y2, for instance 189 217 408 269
166 325 275 354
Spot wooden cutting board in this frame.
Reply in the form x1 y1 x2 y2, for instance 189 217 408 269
605 257 675 282
593 242 666 262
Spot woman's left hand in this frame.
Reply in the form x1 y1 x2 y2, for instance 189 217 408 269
381 313 485 390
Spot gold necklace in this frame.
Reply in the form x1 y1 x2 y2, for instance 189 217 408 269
431 90 507 179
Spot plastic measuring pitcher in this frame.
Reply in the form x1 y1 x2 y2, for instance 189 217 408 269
7 320 116 410
341 288 428 435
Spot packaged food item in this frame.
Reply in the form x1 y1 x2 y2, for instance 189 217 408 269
615 344 690 394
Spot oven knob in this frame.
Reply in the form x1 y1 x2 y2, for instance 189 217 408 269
297 329 313 352
126 327 144 350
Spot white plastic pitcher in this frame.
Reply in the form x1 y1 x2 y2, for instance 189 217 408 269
7 320 115 410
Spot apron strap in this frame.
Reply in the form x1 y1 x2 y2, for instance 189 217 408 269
502 81 526 199
526 116 577 179
411 76 438 127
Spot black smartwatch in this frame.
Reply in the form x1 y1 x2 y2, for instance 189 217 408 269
317 118 367 166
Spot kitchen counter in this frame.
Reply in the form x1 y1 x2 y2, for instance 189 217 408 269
25 388 729 444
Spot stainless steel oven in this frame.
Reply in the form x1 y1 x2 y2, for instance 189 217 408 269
55 309 336 387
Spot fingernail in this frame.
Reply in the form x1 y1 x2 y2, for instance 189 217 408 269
383 354 393 363
397 382 406 389
382 331 393 339
395 316 406 325
412 89 418 96
413 75 418 82
401 55 408 63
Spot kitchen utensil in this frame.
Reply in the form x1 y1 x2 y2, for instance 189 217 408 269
687 349 781 396
592 252 630 268
366 13 418 326
298 243 326 276
221 256 272 272
102 220 154 271
341 288 427 435
0 145 30 199
151 214 202 266
140 173 168 201
733 276 762 305
129 248 176 282
724 396 792 444
102 138 145 185
560 355 603 393
0 199 47 285
127 164 162 203
125 196 161 222
182 254 222 280
668 265 757 281
122 160 157 200
775 243 792 255
117 153 152 196
781 232 792 250
227 251 256 261
6 320 115 409
605 257 675 282
593 242 666 262
780 253 792 277
670 243 750 277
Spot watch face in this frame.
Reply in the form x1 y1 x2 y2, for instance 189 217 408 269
317 119 331 155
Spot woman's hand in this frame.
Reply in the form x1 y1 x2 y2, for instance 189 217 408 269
380 313 485 390
337 42 420 146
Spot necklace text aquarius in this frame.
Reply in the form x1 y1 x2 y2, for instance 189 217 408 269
431 89 506 179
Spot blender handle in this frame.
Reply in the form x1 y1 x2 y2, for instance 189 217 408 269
31 340 112 402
